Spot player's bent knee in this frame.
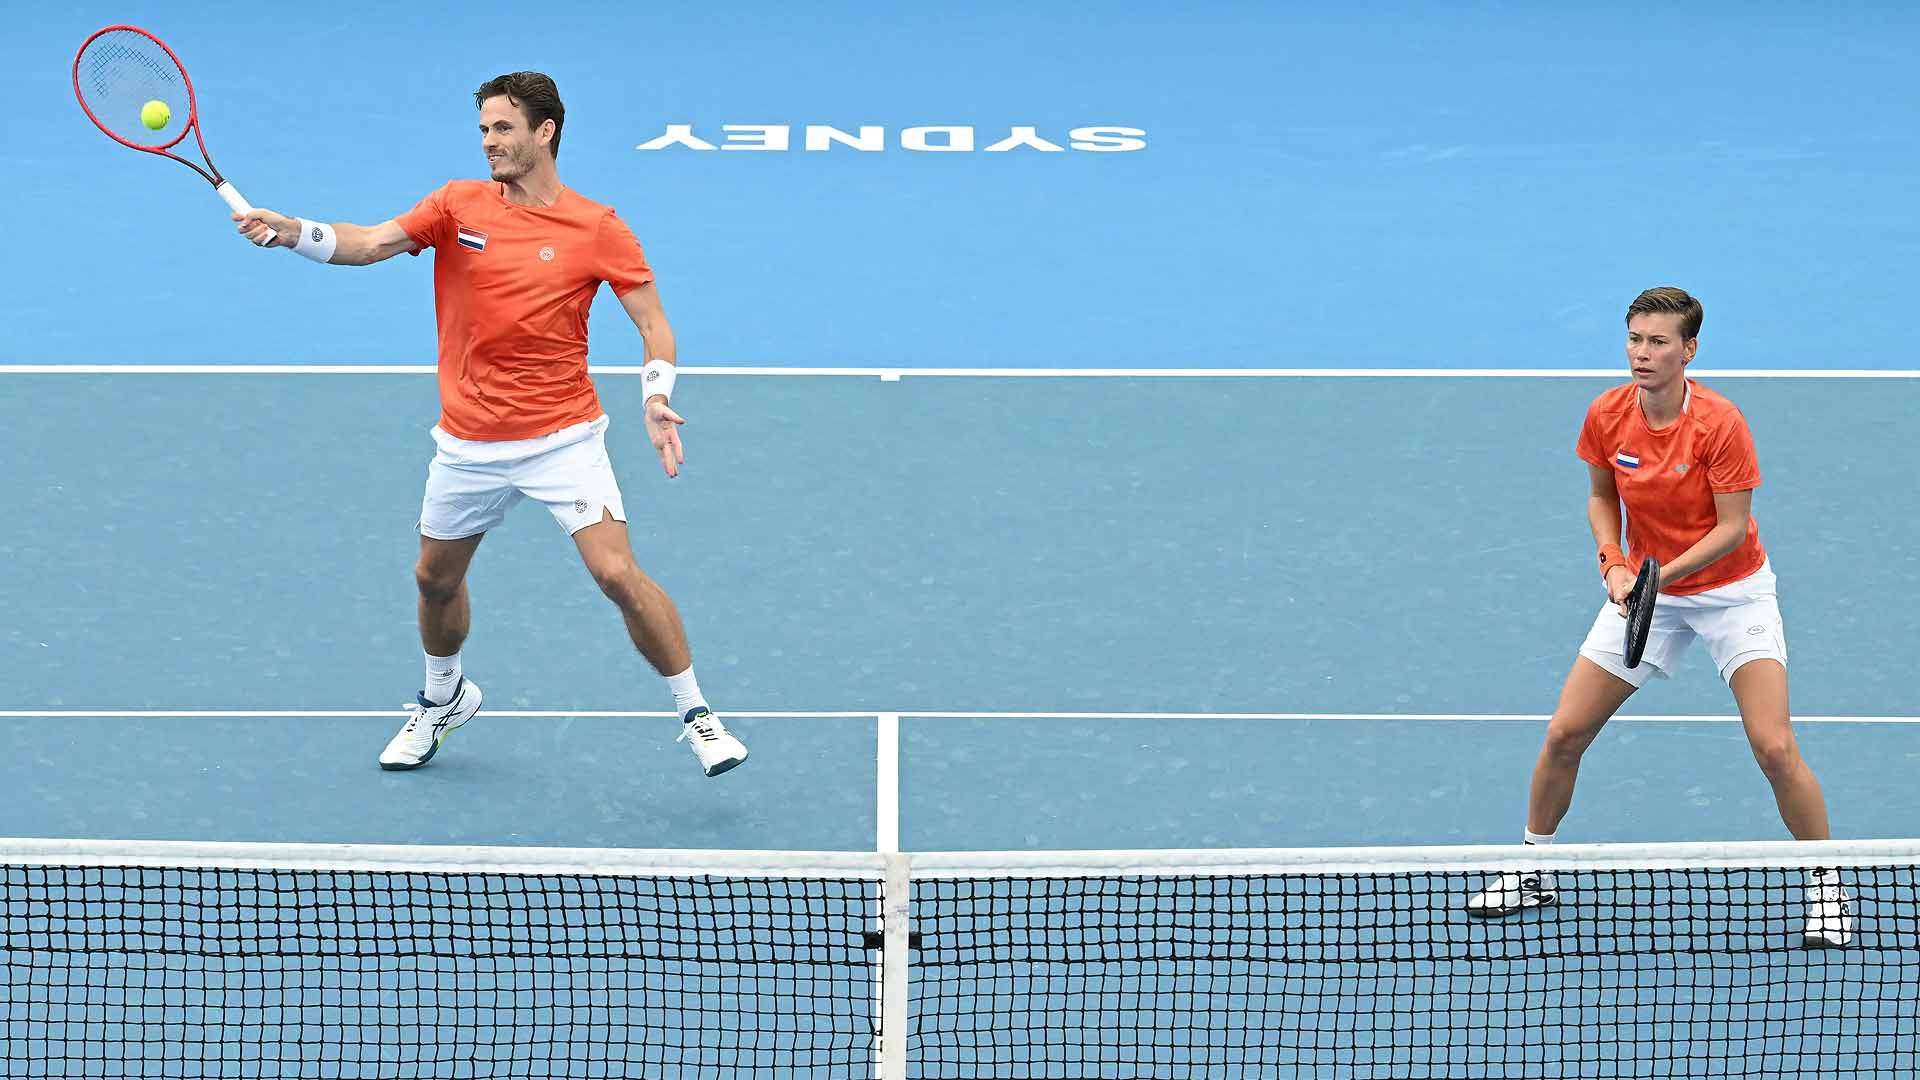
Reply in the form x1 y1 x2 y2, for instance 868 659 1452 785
1540 723 1598 764
414 564 463 604
1750 738 1803 781
590 561 644 602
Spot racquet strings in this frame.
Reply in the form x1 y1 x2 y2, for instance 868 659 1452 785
77 29 187 147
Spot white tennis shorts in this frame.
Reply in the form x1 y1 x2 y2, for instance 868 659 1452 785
417 415 627 540
1578 559 1787 688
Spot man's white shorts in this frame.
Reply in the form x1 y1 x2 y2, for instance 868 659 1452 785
1578 558 1787 688
418 415 627 540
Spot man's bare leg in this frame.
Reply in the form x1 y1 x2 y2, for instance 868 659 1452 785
572 515 689 675
573 511 745 775
381 532 488 770
417 532 485 661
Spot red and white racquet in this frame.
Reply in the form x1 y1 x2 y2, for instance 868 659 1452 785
73 25 259 225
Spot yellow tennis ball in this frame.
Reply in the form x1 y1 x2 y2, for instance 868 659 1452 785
140 99 171 130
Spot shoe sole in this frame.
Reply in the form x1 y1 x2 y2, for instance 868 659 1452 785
1467 892 1557 919
703 750 748 778
380 698 480 771
380 729 453 772
380 724 456 771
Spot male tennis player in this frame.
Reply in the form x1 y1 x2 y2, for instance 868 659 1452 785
1467 287 1848 946
230 72 747 778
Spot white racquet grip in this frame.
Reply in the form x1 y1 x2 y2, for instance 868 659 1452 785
642 359 677 402
293 219 338 264
216 182 274 247
215 181 252 214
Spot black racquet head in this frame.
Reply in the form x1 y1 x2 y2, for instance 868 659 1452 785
1623 557 1660 668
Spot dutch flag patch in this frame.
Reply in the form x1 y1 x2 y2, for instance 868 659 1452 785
456 226 488 252
1616 451 1641 469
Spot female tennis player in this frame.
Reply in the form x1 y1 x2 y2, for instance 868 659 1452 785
1468 287 1850 947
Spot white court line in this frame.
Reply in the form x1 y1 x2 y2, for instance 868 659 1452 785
1 364 1917 379
0 710 1914 723
0 710 870 719
895 711 1918 723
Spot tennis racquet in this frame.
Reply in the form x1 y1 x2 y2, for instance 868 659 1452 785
73 25 262 230
1622 557 1660 669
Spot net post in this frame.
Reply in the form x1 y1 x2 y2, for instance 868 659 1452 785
876 713 900 853
872 713 905 1079
877 850 912 1080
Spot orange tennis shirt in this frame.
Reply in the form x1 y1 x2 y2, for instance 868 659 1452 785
1576 379 1766 595
394 180 655 441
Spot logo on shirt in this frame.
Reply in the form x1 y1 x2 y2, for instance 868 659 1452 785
456 226 489 252
539 246 555 261
1674 463 1690 474
573 499 588 515
1615 451 1641 470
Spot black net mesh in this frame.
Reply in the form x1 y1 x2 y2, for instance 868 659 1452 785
909 864 1920 1078
7 849 1916 1078
3 862 880 1078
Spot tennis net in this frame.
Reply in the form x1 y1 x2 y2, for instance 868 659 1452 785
3 837 1916 1078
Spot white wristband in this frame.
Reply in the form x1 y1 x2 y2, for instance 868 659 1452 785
642 359 676 402
292 219 338 263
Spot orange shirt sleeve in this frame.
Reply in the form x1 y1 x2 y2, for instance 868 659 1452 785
1575 400 1609 468
596 212 656 296
1704 409 1762 493
393 184 452 254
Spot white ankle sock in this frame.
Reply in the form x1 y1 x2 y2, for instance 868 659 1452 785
667 665 707 717
424 651 462 705
1524 829 1555 846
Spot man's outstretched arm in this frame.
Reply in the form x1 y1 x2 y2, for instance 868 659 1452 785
232 210 417 265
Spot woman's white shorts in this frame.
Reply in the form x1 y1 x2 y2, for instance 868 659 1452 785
1578 559 1787 688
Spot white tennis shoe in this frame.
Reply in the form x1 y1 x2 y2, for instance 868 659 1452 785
1803 869 1853 948
678 706 748 777
380 678 483 770
1467 870 1558 918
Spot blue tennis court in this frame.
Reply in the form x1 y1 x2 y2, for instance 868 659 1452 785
3 370 1916 852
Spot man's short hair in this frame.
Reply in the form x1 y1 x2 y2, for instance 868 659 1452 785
474 72 565 161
